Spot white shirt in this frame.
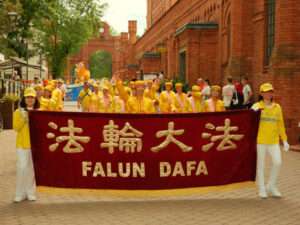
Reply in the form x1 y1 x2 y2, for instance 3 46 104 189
222 84 235 107
242 84 252 104
201 85 211 99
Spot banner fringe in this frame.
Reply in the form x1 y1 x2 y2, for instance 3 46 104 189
37 181 256 197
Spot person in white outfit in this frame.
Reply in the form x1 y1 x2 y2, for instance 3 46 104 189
222 76 235 110
13 87 39 202
252 83 289 198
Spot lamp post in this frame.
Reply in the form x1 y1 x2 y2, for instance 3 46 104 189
24 39 29 82
34 42 42 79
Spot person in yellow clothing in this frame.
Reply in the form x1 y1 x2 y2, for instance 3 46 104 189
188 85 202 113
40 85 56 111
171 83 191 113
145 80 159 101
78 81 93 112
252 83 289 199
145 79 160 112
51 80 63 111
159 82 176 113
116 79 134 113
89 85 102 112
13 87 39 203
99 86 113 113
34 84 43 104
202 86 225 112
112 94 125 113
127 81 155 114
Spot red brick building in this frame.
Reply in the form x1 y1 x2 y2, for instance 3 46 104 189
69 0 300 144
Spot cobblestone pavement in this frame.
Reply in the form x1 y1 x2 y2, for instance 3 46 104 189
0 104 299 225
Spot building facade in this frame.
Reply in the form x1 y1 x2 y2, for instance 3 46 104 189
69 0 300 144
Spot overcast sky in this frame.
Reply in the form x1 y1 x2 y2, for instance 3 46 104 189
103 0 147 36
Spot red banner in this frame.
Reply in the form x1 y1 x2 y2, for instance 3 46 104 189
29 110 260 191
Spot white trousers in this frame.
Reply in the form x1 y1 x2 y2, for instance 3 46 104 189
256 144 281 190
16 148 36 197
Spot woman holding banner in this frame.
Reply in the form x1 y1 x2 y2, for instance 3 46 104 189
13 87 39 202
252 83 289 198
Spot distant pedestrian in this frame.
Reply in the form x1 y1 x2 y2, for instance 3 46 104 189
241 76 254 109
30 77 40 88
230 83 244 110
13 87 39 202
201 78 211 101
222 76 235 110
252 83 290 198
197 78 205 92
12 71 20 81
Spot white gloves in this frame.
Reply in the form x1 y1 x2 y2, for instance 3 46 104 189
252 107 259 112
20 108 27 119
283 141 290 152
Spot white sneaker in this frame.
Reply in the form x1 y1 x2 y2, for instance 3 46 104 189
14 196 24 203
266 184 282 198
26 194 36 201
259 189 268 199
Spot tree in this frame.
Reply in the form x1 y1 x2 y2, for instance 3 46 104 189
90 50 112 79
0 0 47 59
32 0 107 78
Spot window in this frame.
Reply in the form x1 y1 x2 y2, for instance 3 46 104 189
266 0 276 66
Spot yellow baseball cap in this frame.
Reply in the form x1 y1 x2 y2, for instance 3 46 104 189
165 82 172 86
147 80 153 84
24 87 37 97
260 83 274 92
192 85 200 92
102 86 109 90
211 85 221 91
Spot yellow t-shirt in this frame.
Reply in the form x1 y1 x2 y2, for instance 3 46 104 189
13 109 31 148
252 101 287 145
79 89 92 108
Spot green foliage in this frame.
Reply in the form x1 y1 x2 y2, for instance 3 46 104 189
171 75 190 93
90 50 112 79
32 0 107 78
0 0 45 59
1 94 21 102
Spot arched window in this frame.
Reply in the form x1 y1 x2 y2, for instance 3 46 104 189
266 0 276 66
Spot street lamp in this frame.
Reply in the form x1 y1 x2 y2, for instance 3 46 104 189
7 12 18 28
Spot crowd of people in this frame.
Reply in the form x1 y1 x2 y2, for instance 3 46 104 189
13 74 255 114
75 75 254 114
12 74 290 203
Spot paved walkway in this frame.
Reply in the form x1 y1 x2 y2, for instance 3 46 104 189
0 105 299 224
